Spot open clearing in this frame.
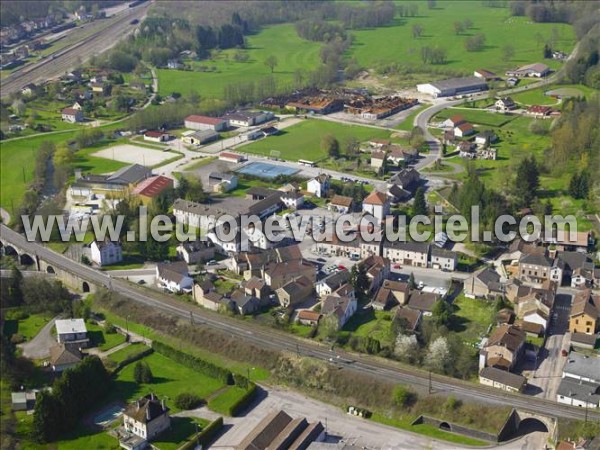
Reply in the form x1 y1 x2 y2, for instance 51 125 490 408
92 144 173 167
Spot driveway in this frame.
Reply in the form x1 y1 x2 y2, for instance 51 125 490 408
19 316 58 360
175 385 546 449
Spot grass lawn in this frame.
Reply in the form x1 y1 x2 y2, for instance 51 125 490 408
370 413 488 447
0 122 122 210
434 108 517 127
207 386 249 416
107 342 150 364
111 352 225 412
213 278 238 295
450 294 495 344
511 83 595 106
242 119 392 162
340 309 395 349
184 156 218 170
395 104 429 132
87 321 127 352
348 1 575 76
157 23 321 99
100 254 146 271
2 311 54 341
153 417 210 450
98 309 271 382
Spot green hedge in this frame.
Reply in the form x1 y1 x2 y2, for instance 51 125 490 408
179 417 224 450
152 340 233 385
112 348 154 375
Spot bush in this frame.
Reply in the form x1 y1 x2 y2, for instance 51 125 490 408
133 361 153 384
104 322 117 334
174 393 203 410
393 385 416 408
10 334 25 344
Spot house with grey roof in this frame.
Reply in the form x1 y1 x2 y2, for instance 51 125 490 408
316 270 351 298
464 267 503 299
417 76 488 98
70 164 152 196
382 241 429 268
429 247 457 271
563 352 600 384
479 366 527 393
321 294 357 329
557 377 600 409
156 261 193 293
518 252 556 284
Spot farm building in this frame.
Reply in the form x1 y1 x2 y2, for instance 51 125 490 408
417 77 488 98
143 131 169 142
184 114 227 131
222 110 274 127
506 63 550 78
181 129 219 145
133 175 174 203
219 152 246 163
61 108 83 123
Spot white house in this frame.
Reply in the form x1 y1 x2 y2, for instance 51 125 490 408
90 240 123 267
328 195 353 214
55 318 89 346
382 241 429 268
176 241 215 264
307 174 330 198
61 107 83 123
362 190 391 222
556 377 600 409
495 97 516 111
156 261 193 293
429 247 457 271
454 122 475 137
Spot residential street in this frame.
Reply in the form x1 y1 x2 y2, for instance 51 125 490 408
18 316 58 360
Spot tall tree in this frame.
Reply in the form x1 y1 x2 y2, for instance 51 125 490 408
412 24 424 38
412 187 427 216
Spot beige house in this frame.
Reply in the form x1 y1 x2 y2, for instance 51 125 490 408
464 267 503 299
479 367 526 393
372 280 410 310
569 289 600 335
480 324 526 371
276 276 314 308
121 394 170 444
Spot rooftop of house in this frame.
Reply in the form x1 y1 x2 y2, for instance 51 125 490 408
479 366 526 390
124 394 169 424
49 343 82 366
407 291 440 312
395 306 422 331
55 318 87 335
297 310 321 322
107 164 152 185
321 295 353 319
519 252 554 267
563 352 600 380
487 324 526 352
556 376 600 403
429 76 487 90
330 195 353 207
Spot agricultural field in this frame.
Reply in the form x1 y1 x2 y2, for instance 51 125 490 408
511 83 595 106
157 23 322 98
348 1 575 76
241 119 392 162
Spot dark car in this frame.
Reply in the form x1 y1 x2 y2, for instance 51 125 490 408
130 19 139 25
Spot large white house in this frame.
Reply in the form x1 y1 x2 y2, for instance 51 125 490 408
156 261 193 293
90 240 123 267
307 174 330 198
55 318 89 347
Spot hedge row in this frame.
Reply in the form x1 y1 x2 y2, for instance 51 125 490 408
112 348 154 375
231 383 258 416
152 340 233 385
179 417 224 450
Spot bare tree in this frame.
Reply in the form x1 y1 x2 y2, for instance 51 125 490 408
264 55 278 73
502 44 515 62
412 24 424 38
453 21 465 35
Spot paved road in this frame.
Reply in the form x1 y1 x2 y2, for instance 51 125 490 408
0 2 151 98
18 316 58 360
2 224 600 423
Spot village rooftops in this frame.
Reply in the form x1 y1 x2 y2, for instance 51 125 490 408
429 76 487 91
408 291 440 313
50 344 82 367
520 252 554 267
330 195 353 208
62 107 80 115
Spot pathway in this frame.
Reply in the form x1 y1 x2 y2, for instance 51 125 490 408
19 316 58 360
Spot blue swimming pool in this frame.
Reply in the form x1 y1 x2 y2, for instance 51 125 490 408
236 162 299 179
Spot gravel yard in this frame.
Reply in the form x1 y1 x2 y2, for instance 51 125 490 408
93 144 175 167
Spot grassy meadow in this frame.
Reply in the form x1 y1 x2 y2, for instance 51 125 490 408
241 119 391 162
348 1 575 75
157 23 322 98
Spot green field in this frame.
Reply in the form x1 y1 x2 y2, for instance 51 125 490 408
451 294 496 344
157 23 321 98
511 83 596 106
242 119 391 162
86 321 126 352
348 1 575 76
434 108 516 127
207 386 249 415
1 311 53 342
111 352 225 411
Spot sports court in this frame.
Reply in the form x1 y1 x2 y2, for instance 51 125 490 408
92 144 173 167
236 162 299 179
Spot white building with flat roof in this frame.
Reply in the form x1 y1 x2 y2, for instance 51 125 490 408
55 318 89 346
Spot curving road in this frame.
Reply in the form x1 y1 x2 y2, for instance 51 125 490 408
0 2 151 98
1 223 599 424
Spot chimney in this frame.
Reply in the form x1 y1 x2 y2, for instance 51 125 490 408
161 399 166 411
136 400 140 410
146 407 151 421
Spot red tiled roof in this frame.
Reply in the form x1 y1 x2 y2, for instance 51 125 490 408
132 175 173 198
527 105 552 114
456 122 474 132
364 190 388 205
144 130 167 138
219 152 243 160
185 114 225 125
62 108 79 115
